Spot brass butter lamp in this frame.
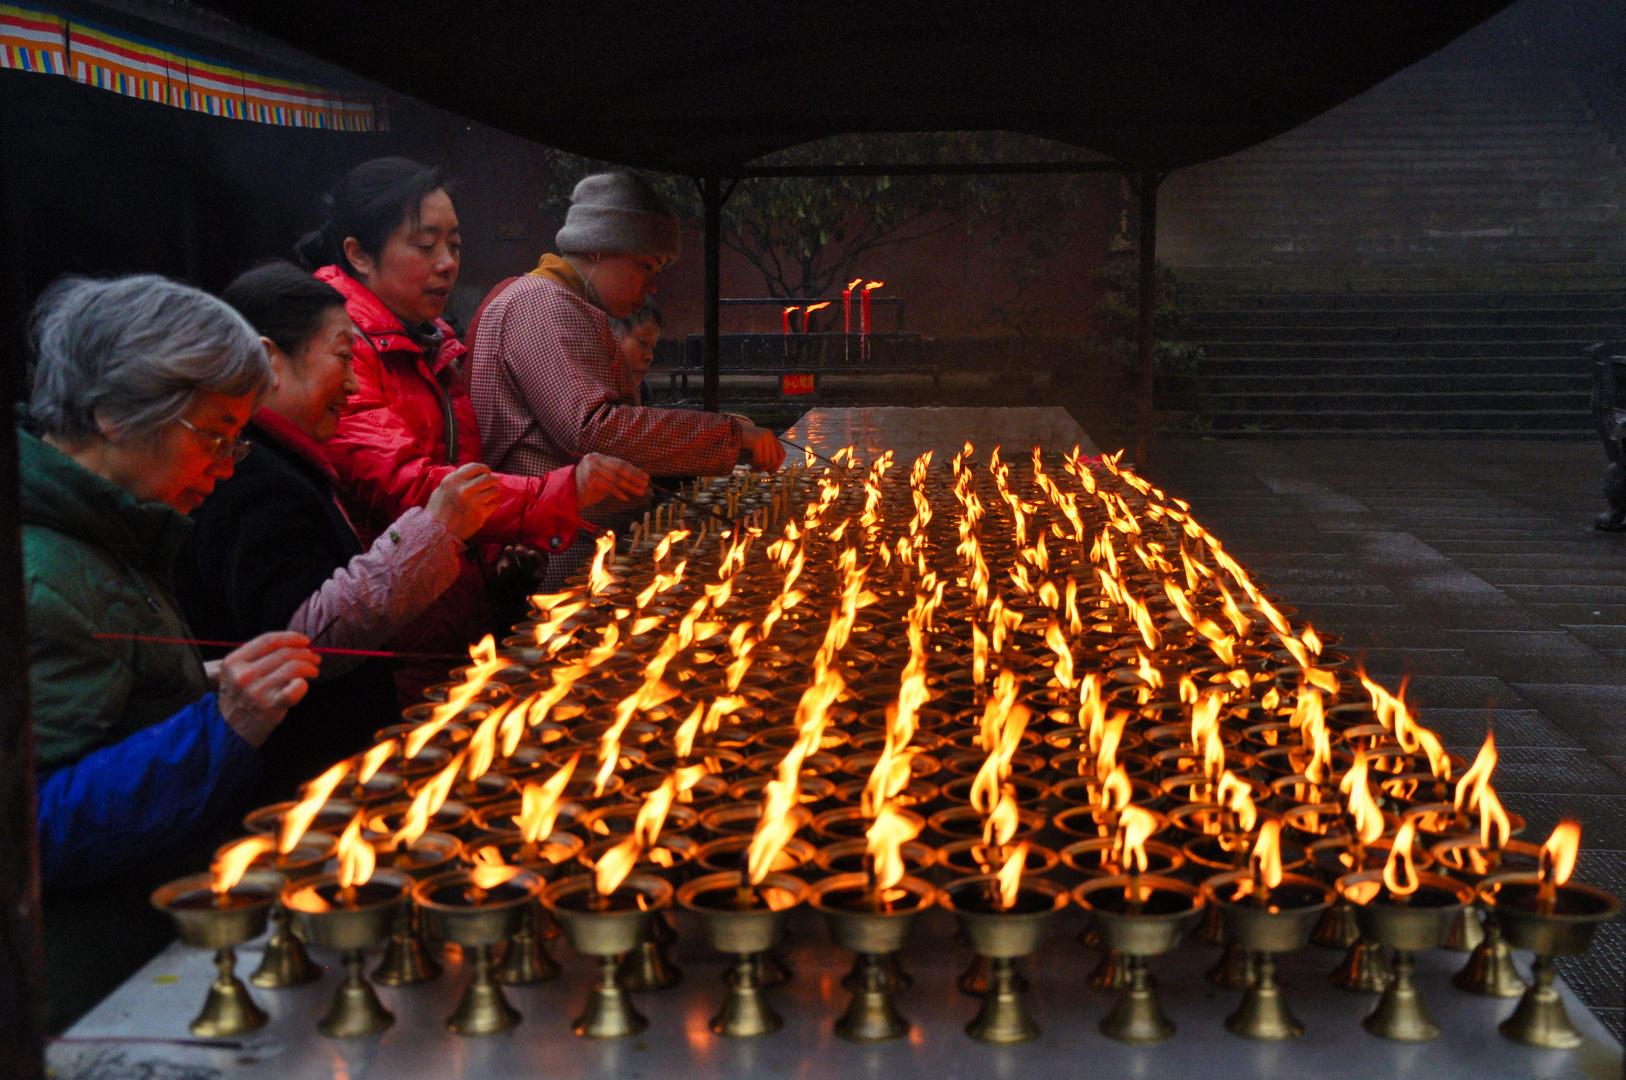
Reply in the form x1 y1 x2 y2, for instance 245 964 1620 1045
414 866 545 1035
150 867 282 1037
679 870 810 1037
543 872 674 1038
283 868 411 1037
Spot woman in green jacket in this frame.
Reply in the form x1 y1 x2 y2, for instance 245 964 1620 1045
24 274 320 1030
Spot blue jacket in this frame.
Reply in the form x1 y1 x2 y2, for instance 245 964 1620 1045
36 694 260 890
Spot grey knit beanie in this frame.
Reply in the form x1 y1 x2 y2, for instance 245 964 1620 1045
555 172 681 263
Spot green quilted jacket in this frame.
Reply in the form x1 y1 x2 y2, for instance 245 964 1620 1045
19 423 208 771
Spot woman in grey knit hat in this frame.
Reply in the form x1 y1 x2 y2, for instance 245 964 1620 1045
466 171 785 505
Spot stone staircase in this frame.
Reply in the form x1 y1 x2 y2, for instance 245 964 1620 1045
1182 291 1619 436
1158 48 1626 435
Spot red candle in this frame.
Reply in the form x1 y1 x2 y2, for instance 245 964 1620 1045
842 279 862 335
803 300 831 334
861 281 883 337
782 306 800 335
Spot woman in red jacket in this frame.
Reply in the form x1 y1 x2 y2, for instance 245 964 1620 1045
295 157 646 697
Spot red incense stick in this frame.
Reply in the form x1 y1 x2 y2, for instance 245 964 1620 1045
90 633 466 662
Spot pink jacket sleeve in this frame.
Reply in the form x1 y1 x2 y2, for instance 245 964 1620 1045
286 507 464 679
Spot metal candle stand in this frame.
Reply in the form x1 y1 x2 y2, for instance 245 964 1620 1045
174 456 1617 1059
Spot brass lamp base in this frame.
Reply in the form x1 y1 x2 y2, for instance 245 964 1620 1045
1453 917 1525 998
1225 953 1301 1041
574 953 648 1038
1193 904 1226 946
1500 954 1582 1049
619 910 680 991
1330 939 1391 992
1100 955 1174 1044
1206 941 1254 990
319 949 394 1038
496 903 560 985
1312 901 1360 949
1085 948 1130 990
1362 950 1439 1041
192 947 269 1038
713 953 782 1037
249 906 320 989
959 954 1029 996
1443 905 1484 952
836 954 908 1042
449 945 523 1036
965 957 1039 1044
373 906 440 986
844 952 910 992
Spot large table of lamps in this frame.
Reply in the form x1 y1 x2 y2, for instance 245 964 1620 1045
51 407 1622 1080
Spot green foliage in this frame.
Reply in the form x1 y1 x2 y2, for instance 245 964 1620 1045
1084 252 1203 380
537 134 1109 310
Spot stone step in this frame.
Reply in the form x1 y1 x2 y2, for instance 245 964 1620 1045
1199 340 1603 359
1200 389 1592 412
1204 373 1588 394
1198 356 1594 376
1199 408 1591 431
1188 322 1621 341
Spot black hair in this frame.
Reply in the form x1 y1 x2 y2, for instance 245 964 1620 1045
221 260 347 358
294 157 450 276
611 298 662 336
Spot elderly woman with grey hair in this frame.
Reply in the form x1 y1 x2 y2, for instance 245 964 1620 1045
23 275 323 889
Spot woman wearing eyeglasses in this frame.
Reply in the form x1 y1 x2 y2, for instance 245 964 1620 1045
20 273 324 1030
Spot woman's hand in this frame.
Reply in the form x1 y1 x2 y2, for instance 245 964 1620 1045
216 632 321 747
574 453 648 507
427 462 503 540
737 421 786 472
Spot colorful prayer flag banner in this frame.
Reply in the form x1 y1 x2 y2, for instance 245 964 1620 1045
0 3 65 75
0 3 378 131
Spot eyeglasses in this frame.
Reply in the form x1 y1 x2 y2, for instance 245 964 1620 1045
176 417 251 465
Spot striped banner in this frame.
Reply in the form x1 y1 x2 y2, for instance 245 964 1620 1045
0 3 379 131
0 3 65 75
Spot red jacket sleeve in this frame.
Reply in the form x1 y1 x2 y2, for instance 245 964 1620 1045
324 343 580 554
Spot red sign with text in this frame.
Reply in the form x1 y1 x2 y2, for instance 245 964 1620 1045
781 373 816 396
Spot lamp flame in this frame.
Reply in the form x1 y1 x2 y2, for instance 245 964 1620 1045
1381 820 1420 898
866 802 921 895
1340 749 1385 846
336 811 376 891
279 760 350 853
211 835 276 894
1539 819 1581 890
516 751 578 843
995 841 1029 911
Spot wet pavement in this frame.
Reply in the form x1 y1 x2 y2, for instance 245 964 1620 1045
1146 436 1626 1040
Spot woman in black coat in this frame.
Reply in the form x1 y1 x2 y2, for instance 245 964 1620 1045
177 261 501 799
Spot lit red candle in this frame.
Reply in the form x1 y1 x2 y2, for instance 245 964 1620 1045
803 300 831 333
842 279 862 334
782 306 800 335
861 281 883 337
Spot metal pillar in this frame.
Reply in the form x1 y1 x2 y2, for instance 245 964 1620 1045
700 174 723 413
1135 169 1160 469
0 114 46 1078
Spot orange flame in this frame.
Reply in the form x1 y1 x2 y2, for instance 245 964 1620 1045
1234 819 1283 899
995 841 1029 910
594 835 641 897
393 749 467 848
469 846 522 891
211 835 276 894
1381 820 1420 898
746 776 801 885
357 740 396 785
863 280 884 292
1096 713 1126 780
463 701 506 782
279 760 351 853
588 532 616 594
1478 783 1511 851
1044 619 1074 689
1098 766 1132 815
1117 805 1158 873
983 785 1020 849
1454 729 1497 815
1340 750 1385 846
516 752 578 843
867 803 921 894
1414 727 1451 782
1217 771 1257 833
336 811 377 890
1539 820 1581 889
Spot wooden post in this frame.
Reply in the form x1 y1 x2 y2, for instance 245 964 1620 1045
701 174 723 413
1135 169 1159 470
0 120 46 1078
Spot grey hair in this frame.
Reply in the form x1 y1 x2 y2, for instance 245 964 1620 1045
29 274 272 443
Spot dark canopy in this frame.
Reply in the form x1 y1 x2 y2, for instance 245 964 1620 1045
198 0 1511 172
